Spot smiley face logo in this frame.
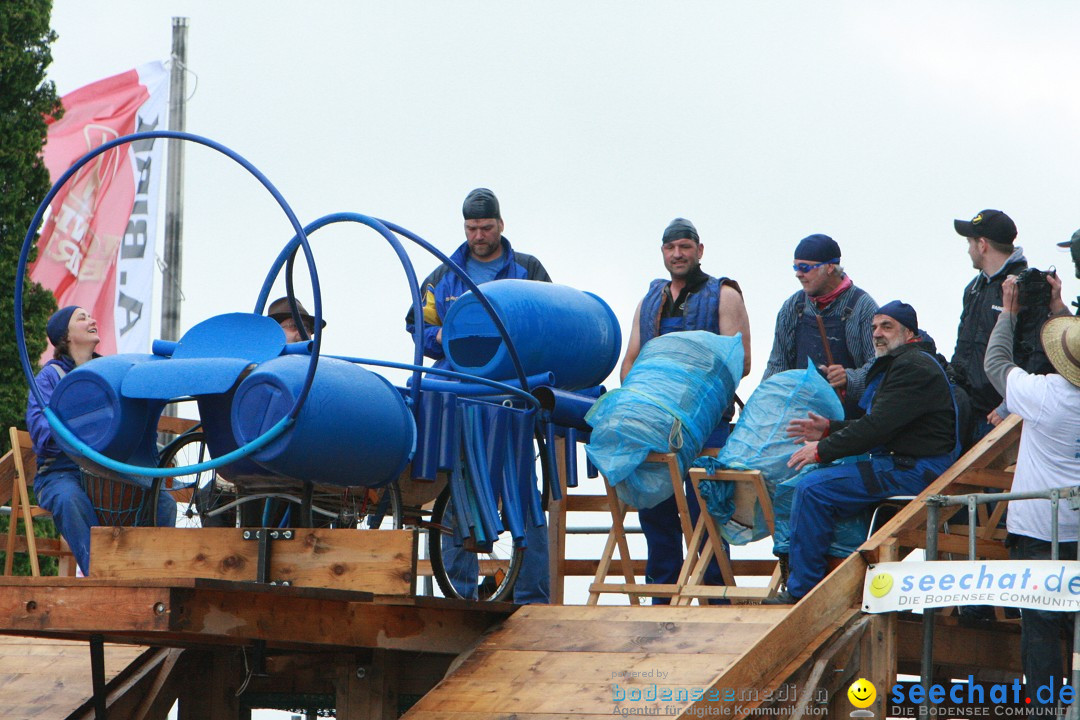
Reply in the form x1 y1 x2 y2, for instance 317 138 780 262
848 678 876 709
868 572 893 598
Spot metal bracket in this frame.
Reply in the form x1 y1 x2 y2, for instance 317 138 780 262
241 528 295 585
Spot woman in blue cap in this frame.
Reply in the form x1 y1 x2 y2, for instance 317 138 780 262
25 306 102 574
25 306 177 574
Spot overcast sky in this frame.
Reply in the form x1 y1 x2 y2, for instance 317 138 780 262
46 1 1080 397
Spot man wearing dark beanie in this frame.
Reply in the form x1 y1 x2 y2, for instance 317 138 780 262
762 234 879 414
767 301 959 603
405 187 551 605
951 209 1055 445
619 217 751 604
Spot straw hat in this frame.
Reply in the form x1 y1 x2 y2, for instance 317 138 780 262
1041 315 1080 388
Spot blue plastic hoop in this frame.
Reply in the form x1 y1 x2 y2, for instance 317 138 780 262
15 130 320 478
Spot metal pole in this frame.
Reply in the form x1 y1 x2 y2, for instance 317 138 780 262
920 500 940 720
161 17 188 344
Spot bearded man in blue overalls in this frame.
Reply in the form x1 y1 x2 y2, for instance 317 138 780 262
765 301 959 604
620 218 752 603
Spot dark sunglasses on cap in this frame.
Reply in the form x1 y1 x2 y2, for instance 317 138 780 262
793 258 839 273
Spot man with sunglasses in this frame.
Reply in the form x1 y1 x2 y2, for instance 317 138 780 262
620 217 751 603
763 234 879 412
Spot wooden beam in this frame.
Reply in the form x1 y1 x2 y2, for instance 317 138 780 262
91 527 417 595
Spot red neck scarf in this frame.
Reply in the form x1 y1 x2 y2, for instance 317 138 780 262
812 275 853 309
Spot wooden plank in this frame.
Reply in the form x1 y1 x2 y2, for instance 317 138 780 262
0 581 511 653
513 605 787 625
0 636 146 720
564 495 611 512
90 526 417 595
478 617 774 654
960 468 1015 490
450 648 738 686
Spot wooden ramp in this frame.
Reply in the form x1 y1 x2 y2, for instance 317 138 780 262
402 572 866 720
0 636 146 719
404 418 1027 720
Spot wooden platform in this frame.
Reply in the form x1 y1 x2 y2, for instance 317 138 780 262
0 636 145 719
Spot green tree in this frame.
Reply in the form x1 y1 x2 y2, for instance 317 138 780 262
0 0 63 574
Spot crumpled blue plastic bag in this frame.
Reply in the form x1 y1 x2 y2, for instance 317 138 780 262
585 331 742 509
697 365 843 544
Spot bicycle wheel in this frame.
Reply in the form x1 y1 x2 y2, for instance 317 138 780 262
158 431 236 528
427 486 522 602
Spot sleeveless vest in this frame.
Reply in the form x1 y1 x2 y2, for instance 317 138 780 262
639 275 726 346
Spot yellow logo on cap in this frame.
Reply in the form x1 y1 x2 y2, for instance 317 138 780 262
848 678 877 709
868 572 893 598
972 213 983 224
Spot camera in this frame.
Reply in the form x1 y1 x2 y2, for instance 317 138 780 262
1015 266 1056 308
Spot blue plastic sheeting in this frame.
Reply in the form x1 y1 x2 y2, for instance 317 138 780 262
771 456 872 558
584 332 742 510
697 365 844 545
442 280 621 391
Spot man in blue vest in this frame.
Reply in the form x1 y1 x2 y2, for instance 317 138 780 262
763 234 879 413
620 218 751 603
406 188 551 604
766 301 958 604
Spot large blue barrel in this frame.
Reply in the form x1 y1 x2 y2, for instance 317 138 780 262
442 279 621 391
49 354 164 465
230 355 415 487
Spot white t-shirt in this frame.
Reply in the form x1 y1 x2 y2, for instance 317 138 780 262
1004 368 1080 542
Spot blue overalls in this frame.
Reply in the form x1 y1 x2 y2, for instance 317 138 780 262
794 292 866 416
786 356 959 598
637 277 732 603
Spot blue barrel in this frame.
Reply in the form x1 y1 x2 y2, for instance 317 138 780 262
230 355 415 487
49 354 164 464
442 279 621 391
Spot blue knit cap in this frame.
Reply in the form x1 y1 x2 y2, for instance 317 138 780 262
877 300 919 334
47 305 79 346
793 234 841 263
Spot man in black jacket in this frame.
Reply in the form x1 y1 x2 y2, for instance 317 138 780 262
952 209 1053 444
766 301 958 603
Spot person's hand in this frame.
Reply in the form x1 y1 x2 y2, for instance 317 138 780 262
1048 271 1068 315
1001 276 1019 315
436 328 443 344
987 408 1004 427
820 364 848 389
787 412 830 442
788 441 819 471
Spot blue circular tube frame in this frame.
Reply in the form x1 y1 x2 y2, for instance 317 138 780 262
265 215 532 403
16 130 321 478
257 212 428 413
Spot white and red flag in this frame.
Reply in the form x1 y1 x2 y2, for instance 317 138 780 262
32 61 168 356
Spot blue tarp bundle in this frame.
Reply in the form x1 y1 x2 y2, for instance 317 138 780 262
585 331 742 510
696 365 844 545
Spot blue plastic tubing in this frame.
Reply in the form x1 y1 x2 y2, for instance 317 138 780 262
265 214 534 400
442 280 622 391
231 355 415 488
15 131 320 479
532 386 598 431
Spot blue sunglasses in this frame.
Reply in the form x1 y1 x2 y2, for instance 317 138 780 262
793 258 839 273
